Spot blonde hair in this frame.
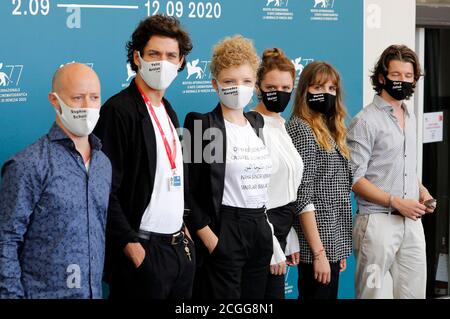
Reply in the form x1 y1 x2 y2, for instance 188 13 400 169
210 35 260 78
291 61 349 159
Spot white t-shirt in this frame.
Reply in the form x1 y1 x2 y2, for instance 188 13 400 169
139 102 184 234
221 119 272 208
260 114 303 210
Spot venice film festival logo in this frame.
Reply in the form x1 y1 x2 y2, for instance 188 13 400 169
0 62 27 104
122 63 136 88
311 0 339 21
182 58 215 95
266 0 288 6
313 0 334 8
263 0 294 21
291 56 314 84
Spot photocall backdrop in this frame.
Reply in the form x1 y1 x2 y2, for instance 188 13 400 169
0 0 363 298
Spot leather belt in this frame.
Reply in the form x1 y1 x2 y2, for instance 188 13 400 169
137 229 185 245
381 210 402 216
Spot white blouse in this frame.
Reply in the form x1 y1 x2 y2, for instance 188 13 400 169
260 114 303 210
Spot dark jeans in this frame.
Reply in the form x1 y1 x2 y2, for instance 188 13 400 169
265 203 296 299
297 261 341 300
195 205 273 299
109 232 195 299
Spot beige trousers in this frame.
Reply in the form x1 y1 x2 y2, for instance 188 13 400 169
354 213 427 299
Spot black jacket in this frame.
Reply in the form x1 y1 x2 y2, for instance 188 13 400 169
93 79 181 281
183 104 265 257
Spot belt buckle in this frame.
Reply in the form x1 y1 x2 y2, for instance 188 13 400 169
171 231 183 245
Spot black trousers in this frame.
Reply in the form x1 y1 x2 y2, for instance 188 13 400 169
196 205 273 299
108 231 195 299
264 203 296 299
297 261 341 300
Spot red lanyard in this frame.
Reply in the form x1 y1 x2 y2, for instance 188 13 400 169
136 84 177 171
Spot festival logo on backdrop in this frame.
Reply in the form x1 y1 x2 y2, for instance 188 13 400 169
126 63 136 82
122 63 136 88
0 62 27 104
291 56 314 84
266 0 285 7
310 0 339 21
262 0 294 21
182 58 215 95
313 0 334 8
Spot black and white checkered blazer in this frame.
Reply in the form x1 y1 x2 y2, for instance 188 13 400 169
286 116 353 263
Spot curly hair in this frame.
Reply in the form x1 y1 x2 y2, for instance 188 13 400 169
371 44 423 95
291 61 349 159
256 48 295 87
210 35 260 78
126 14 193 72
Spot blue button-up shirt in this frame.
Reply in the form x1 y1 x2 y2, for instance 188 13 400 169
0 123 111 299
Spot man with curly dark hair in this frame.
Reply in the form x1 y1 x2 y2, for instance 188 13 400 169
94 14 194 299
348 45 435 299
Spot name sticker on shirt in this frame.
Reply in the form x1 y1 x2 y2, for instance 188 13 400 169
169 174 182 192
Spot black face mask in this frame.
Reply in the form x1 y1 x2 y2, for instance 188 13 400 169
261 89 292 113
383 76 414 101
307 92 336 117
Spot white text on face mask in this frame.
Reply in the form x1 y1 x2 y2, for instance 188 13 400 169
392 82 402 90
266 91 277 101
309 94 325 102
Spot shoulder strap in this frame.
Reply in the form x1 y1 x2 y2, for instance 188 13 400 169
244 111 265 144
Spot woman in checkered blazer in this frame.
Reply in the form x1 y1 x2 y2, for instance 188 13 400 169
286 61 353 300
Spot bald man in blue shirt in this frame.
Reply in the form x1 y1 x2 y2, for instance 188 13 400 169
0 63 112 299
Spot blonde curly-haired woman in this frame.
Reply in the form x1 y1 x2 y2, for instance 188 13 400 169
184 35 273 299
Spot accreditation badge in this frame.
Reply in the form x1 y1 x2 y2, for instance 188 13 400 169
169 171 182 192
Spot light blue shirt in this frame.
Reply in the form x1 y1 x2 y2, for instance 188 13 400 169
347 95 419 215
0 123 112 298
